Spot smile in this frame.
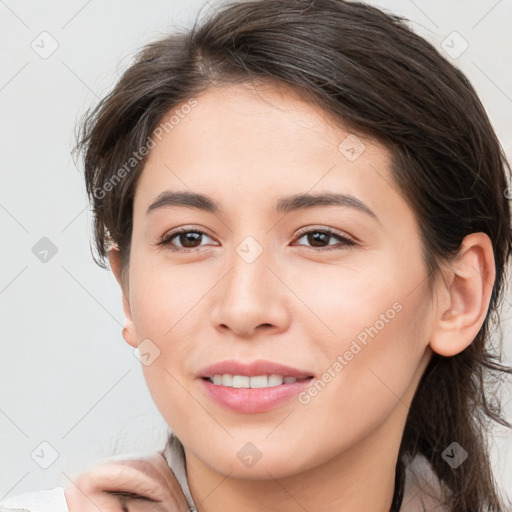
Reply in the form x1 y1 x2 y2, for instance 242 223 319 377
206 374 310 388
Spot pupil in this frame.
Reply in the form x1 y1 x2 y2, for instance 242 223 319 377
182 232 201 247
309 232 327 247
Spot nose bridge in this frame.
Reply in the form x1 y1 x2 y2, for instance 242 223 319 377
226 235 273 309
211 233 288 336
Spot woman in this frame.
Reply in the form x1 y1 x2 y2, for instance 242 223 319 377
2 0 511 510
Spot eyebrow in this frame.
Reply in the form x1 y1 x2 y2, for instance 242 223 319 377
146 190 380 223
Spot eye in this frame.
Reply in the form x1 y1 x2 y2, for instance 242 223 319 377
156 226 356 253
107 491 161 512
292 227 357 251
157 227 217 252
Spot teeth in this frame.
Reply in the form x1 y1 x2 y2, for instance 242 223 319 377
249 375 269 388
232 375 250 388
209 374 300 388
268 374 283 386
222 374 233 386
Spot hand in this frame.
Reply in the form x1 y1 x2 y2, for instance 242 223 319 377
64 452 192 511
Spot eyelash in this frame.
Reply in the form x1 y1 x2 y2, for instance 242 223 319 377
108 491 157 505
156 226 357 253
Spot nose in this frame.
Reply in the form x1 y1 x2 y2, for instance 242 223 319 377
210 246 290 339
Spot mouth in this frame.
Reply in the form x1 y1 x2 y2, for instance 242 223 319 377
198 359 315 381
197 360 316 413
202 374 314 388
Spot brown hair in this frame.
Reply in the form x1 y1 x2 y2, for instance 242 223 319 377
75 0 512 509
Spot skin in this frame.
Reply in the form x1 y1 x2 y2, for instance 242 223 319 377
69 81 495 512
64 453 190 511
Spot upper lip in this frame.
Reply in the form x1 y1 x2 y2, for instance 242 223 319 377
198 360 315 379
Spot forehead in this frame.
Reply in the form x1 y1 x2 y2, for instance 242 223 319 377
132 82 404 227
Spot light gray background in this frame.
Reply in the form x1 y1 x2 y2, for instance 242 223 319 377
1 0 511 501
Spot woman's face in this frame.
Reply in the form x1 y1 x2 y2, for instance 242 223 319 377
119 81 435 479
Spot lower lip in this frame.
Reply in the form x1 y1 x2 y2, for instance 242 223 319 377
199 377 314 413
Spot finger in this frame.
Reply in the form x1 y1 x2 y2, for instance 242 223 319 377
64 455 191 512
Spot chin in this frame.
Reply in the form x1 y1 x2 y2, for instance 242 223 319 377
201 443 314 481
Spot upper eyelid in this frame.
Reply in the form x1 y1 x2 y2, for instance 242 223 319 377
163 226 346 237
295 225 350 237
107 490 159 502
161 226 218 243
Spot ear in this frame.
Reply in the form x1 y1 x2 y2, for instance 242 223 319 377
429 232 496 357
108 247 138 349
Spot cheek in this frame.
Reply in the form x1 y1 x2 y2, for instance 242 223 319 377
129 256 201 339
310 288 429 428
300 258 430 418
127 260 209 427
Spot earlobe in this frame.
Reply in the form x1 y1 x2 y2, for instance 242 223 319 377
121 325 138 349
108 248 139 349
428 232 495 357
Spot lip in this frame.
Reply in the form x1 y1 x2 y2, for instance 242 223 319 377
198 359 315 379
197 359 315 414
200 377 314 413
